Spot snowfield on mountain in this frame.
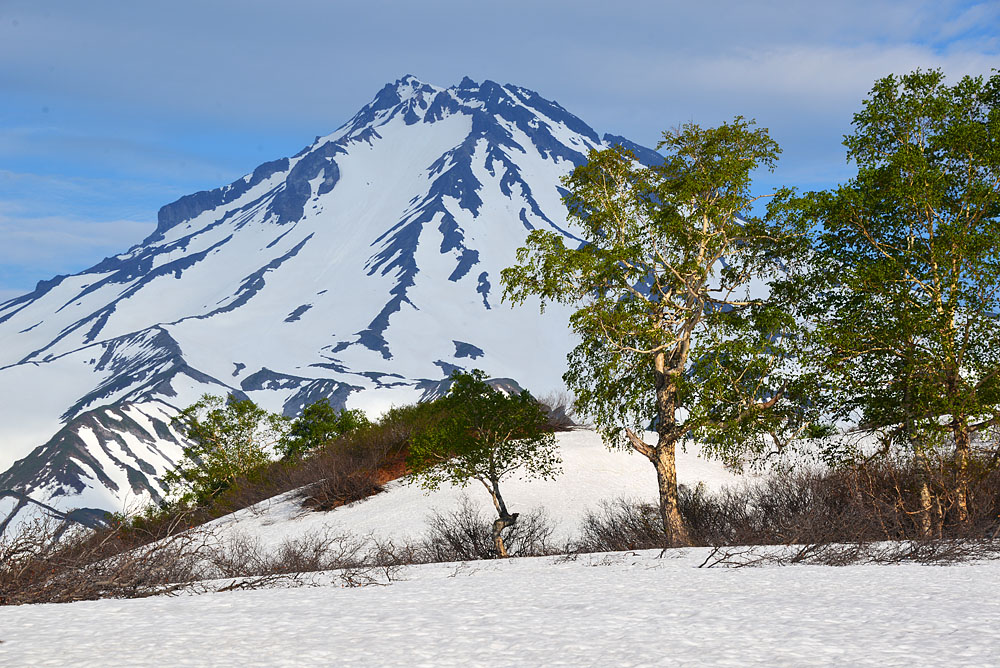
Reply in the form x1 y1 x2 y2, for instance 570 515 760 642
4 429 998 667
0 75 663 532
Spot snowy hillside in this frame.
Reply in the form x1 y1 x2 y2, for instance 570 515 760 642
6 428 997 666
0 76 661 530
205 429 747 548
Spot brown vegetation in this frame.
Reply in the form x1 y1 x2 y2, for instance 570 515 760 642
575 455 1000 556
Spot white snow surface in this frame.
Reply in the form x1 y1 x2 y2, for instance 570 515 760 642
205 429 747 547
3 429 996 666
2 552 998 667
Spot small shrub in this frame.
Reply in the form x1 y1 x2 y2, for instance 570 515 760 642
417 497 557 562
207 529 368 578
538 390 579 431
575 497 665 552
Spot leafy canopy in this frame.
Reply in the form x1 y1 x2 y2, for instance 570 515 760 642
502 118 811 466
165 394 288 505
792 69 1000 456
279 401 372 460
407 370 560 495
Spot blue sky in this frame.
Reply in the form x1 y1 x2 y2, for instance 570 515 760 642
1 0 997 302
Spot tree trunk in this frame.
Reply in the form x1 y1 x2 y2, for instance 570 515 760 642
952 414 971 524
913 445 940 538
916 477 941 539
650 350 691 547
492 514 517 558
484 477 517 558
653 441 691 547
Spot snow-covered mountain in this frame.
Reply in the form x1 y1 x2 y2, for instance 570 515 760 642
0 75 660 532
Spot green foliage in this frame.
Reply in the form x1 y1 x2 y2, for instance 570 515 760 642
165 394 288 506
791 69 1000 457
502 118 812 467
407 370 560 506
279 401 372 459
804 422 837 440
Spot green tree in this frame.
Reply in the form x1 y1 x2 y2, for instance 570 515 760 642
407 370 560 557
279 401 372 459
165 394 288 505
793 69 1000 527
502 119 811 545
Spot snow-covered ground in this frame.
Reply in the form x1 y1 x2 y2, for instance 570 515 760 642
205 429 749 548
3 429 998 666
3 550 998 667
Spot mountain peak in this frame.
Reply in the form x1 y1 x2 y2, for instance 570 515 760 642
391 74 440 98
0 75 661 533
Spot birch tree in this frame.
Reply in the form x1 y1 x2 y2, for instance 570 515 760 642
407 370 560 557
166 394 288 505
795 70 1000 528
502 119 810 545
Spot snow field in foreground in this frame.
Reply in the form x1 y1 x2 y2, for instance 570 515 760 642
2 550 998 667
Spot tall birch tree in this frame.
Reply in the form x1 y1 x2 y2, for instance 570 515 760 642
502 119 810 545
795 70 1000 527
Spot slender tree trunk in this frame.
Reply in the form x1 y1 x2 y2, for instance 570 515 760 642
916 475 939 538
484 478 517 558
653 440 691 546
908 411 939 538
952 414 971 524
914 441 938 538
913 454 943 539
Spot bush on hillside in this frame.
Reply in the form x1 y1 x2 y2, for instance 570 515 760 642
0 517 207 606
165 394 288 506
416 497 557 562
575 455 1000 553
278 402 372 460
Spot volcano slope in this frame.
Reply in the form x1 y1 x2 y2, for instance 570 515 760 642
0 75 662 530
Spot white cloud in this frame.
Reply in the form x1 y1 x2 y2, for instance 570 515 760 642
0 212 149 265
0 209 150 296
0 288 25 304
0 0 994 131
933 2 1000 44
667 44 996 115
0 0 995 291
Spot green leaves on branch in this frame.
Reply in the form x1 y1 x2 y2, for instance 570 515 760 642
165 394 289 506
279 402 372 460
166 394 374 506
791 69 1000 460
407 370 560 500
502 117 813 466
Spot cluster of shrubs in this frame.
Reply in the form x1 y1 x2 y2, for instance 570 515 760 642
578 457 1000 554
6 450 1000 605
0 388 574 605
127 385 576 534
118 400 435 538
6 380 1000 606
